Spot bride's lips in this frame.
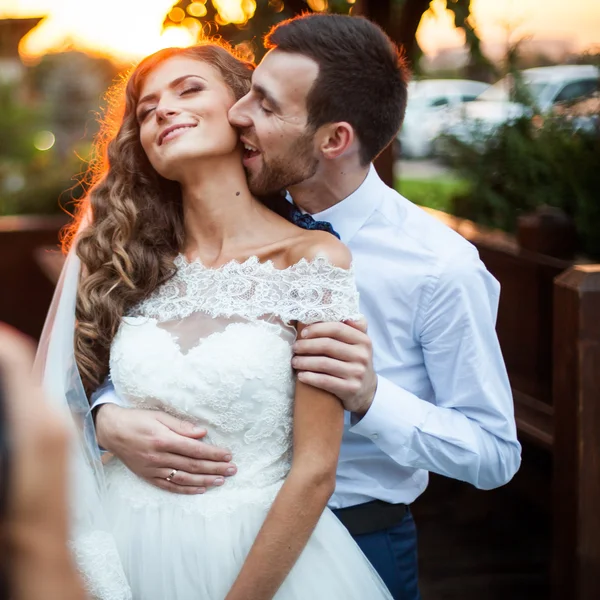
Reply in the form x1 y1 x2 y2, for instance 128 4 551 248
158 123 197 146
240 137 261 167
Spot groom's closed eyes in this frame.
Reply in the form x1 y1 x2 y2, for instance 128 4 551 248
251 84 281 115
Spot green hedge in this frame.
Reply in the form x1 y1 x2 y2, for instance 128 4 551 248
440 115 600 259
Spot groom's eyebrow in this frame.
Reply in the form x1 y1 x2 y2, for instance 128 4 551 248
253 84 281 112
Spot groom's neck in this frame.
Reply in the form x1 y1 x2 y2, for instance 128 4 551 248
288 161 370 216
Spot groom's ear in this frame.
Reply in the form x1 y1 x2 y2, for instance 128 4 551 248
318 122 356 160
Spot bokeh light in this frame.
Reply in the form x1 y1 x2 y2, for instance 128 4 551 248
268 0 285 13
33 130 55 151
187 2 208 18
213 0 256 25
168 6 186 22
307 0 328 12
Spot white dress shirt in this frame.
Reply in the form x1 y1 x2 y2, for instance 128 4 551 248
312 165 521 509
92 165 521 509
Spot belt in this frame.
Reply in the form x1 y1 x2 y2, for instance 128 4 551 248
333 500 408 536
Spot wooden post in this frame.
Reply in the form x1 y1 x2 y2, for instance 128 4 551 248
552 265 600 600
517 206 577 260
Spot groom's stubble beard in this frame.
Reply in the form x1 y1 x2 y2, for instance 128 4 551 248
245 128 319 196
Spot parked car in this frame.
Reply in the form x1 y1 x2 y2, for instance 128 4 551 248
440 65 600 144
397 79 490 158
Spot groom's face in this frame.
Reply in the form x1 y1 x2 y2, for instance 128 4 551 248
228 50 320 196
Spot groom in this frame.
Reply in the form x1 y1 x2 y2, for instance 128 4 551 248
93 14 521 599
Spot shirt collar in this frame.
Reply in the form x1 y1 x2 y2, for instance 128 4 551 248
297 164 386 243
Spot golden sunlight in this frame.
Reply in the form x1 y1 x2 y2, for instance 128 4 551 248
0 0 258 63
2 0 598 64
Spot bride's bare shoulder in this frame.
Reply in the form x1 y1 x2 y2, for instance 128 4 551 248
285 230 352 270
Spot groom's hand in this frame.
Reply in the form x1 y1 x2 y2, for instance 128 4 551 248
95 405 237 494
292 318 377 417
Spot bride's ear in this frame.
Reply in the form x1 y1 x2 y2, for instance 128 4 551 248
317 122 355 160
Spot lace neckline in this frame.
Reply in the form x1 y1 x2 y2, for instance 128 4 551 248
129 252 361 325
174 253 353 275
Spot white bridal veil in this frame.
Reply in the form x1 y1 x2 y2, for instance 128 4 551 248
34 221 132 600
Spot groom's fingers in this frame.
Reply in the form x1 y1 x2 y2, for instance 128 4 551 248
158 453 237 478
150 478 207 495
154 468 226 490
298 321 366 345
155 412 208 439
293 337 356 362
292 355 360 379
295 371 353 398
157 427 233 463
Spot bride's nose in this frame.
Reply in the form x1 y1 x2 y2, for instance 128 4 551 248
156 105 180 121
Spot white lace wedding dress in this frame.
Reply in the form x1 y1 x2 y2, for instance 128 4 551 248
99 254 392 600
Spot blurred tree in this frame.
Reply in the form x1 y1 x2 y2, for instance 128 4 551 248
165 1 489 75
441 113 600 259
0 52 114 216
0 83 41 164
29 52 117 157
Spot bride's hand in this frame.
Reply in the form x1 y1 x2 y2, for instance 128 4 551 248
95 405 237 494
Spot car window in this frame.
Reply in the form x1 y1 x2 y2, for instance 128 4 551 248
430 97 449 107
554 79 599 103
461 94 479 102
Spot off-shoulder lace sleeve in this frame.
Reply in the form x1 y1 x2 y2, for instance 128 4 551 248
131 254 361 325
274 255 361 325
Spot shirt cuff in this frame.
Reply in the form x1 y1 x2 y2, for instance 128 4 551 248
349 375 431 449
89 390 127 455
90 389 127 412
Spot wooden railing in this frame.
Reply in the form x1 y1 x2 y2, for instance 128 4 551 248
0 215 67 339
423 207 600 600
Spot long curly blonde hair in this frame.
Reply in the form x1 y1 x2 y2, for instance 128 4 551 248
66 43 254 396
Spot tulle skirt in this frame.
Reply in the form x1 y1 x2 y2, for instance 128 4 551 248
103 460 392 600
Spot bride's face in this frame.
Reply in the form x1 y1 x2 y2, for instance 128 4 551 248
137 56 240 180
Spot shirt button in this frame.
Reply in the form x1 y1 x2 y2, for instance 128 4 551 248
370 433 379 440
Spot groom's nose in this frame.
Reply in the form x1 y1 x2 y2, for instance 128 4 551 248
228 94 252 128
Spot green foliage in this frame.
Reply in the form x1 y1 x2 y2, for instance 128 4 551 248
395 176 470 212
0 83 80 217
0 150 86 217
0 52 113 216
0 85 42 163
441 116 600 259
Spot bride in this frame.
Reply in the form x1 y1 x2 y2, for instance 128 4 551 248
36 43 392 600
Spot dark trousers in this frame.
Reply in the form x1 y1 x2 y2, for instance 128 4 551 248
333 506 421 600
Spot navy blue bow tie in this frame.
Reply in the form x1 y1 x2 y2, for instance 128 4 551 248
262 194 340 239
288 205 340 239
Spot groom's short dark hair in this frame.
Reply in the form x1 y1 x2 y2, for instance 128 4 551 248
265 13 409 166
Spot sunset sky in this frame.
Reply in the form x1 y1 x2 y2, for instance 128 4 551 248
1 0 599 62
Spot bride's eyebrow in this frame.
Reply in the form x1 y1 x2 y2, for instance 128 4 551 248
138 74 208 106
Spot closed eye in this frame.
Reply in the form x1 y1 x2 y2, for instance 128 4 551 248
181 85 204 96
260 105 273 115
137 107 155 122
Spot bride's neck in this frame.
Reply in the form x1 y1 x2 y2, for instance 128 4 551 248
179 154 266 262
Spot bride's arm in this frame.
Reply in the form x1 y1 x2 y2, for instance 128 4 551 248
225 370 344 600
225 237 351 600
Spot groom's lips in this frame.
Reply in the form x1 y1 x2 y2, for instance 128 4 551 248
241 137 261 168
